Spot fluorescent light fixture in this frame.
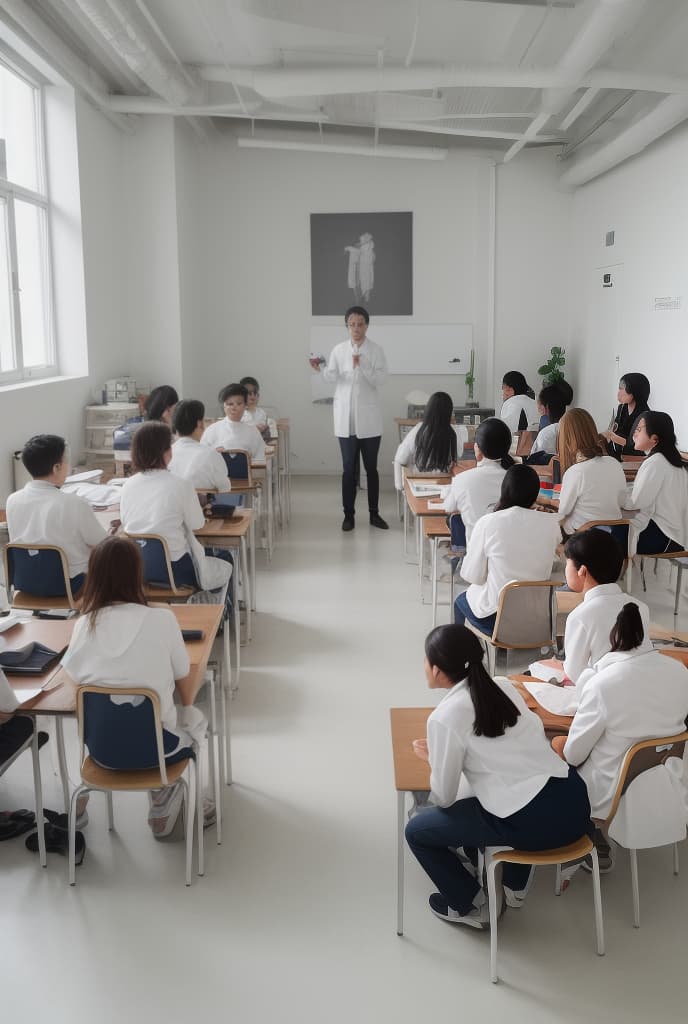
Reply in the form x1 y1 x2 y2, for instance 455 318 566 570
236 137 448 160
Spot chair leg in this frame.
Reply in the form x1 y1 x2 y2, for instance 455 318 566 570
486 856 500 983
554 863 562 896
195 759 204 878
69 785 87 886
589 847 605 954
630 848 640 928
55 717 71 813
396 791 405 936
207 673 222 843
31 729 47 868
106 792 114 831
674 565 683 618
640 558 647 592
673 842 680 876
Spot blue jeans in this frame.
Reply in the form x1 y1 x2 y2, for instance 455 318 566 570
405 768 592 914
70 573 86 595
454 590 497 635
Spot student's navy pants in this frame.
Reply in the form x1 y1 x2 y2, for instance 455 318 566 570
453 590 497 635
338 435 381 516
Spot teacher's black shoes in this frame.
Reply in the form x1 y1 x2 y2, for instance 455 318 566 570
342 515 355 531
369 513 389 530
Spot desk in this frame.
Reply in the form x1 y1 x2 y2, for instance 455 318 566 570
403 474 450 562
251 447 276 561
196 512 252 665
422 517 451 625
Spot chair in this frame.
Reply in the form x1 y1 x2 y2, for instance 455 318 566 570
221 449 252 486
485 837 604 983
69 685 203 886
465 580 558 675
637 550 688 618
0 717 46 867
595 731 688 927
124 533 197 601
3 543 80 610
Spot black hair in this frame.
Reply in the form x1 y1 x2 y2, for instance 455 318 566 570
144 385 178 422
344 305 369 325
172 399 205 437
640 411 686 470
502 370 532 397
619 372 650 408
474 417 515 470
240 376 259 392
564 529 624 585
554 379 573 407
131 422 172 472
425 625 520 737
218 383 248 405
494 464 540 511
609 602 645 653
538 385 566 424
21 434 67 478
414 392 458 472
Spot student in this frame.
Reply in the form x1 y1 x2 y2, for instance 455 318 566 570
558 604 688 866
454 464 560 632
525 385 566 465
120 423 231 599
603 372 650 459
558 529 651 685
405 625 592 926
240 376 272 439
200 383 266 463
393 392 468 490
61 536 211 835
169 400 231 492
557 408 627 535
620 411 688 554
499 371 539 434
441 417 514 545
144 385 179 426
6 434 107 592
538 380 574 430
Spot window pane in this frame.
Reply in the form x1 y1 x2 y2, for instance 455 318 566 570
16 199 52 368
0 63 39 192
0 198 16 372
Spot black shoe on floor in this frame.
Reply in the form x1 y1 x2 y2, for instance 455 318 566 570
369 513 389 530
342 516 355 532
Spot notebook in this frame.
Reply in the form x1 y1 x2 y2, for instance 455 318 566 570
0 642 65 676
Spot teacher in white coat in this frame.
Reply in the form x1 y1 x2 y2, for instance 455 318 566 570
312 306 389 532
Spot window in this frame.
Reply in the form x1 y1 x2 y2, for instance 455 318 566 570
0 59 55 381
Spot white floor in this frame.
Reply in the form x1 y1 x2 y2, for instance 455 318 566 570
2 475 688 1022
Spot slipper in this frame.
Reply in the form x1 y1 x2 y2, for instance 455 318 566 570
25 824 86 865
0 810 36 841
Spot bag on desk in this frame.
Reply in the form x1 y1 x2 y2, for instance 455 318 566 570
0 643 62 675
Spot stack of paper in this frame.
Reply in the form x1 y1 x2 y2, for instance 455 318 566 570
528 658 567 684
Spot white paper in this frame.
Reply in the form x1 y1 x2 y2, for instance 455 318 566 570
427 501 445 510
523 680 580 716
0 612 32 634
0 668 19 713
65 469 103 484
529 660 566 684
409 481 443 498
61 482 122 507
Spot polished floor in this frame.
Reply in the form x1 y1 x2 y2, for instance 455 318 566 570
2 475 688 1022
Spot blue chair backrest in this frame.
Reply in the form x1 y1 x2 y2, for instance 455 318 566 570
449 514 467 552
83 692 193 771
132 537 172 588
8 546 68 598
221 451 249 479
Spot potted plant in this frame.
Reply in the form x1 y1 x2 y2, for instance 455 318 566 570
538 346 566 386
465 349 478 407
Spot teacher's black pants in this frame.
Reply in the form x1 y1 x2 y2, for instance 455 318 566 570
338 435 381 517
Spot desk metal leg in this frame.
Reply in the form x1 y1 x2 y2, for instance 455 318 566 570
233 558 241 677
397 790 406 936
266 460 274 561
403 499 409 557
418 520 425 594
31 729 47 867
241 536 252 641
207 672 222 841
432 538 439 627
55 717 70 813
249 513 257 612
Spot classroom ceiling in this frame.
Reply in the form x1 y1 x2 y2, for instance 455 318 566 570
4 0 688 183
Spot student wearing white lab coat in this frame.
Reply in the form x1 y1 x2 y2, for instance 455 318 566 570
169 400 231 493
499 370 539 434
6 434 107 589
201 383 266 464
557 408 628 535
314 306 388 531
405 625 592 926
441 418 514 546
524 385 566 466
393 392 468 490
239 376 275 440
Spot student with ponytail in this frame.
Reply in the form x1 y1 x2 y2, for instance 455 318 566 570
393 392 468 490
441 417 514 546
405 625 592 927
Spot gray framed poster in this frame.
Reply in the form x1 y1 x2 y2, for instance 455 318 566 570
310 211 413 316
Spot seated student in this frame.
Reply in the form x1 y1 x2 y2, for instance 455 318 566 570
556 530 651 685
61 536 211 835
603 372 650 459
393 392 468 490
120 423 231 601
538 380 574 430
619 411 688 555
240 376 272 439
113 384 179 453
557 604 688 869
169 400 231 492
454 464 561 632
441 417 514 546
557 408 627 535
201 383 266 463
405 624 592 926
6 434 107 593
499 371 539 433
525 385 566 465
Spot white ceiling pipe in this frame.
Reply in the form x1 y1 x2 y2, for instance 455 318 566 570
560 87 600 131
559 92 688 186
105 96 329 121
236 138 448 160
71 0 200 106
503 110 552 160
376 119 561 141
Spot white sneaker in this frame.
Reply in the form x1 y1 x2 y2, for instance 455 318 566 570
429 892 489 929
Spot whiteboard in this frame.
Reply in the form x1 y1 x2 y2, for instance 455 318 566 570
309 324 473 375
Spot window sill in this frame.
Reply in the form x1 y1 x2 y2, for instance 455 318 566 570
0 373 87 394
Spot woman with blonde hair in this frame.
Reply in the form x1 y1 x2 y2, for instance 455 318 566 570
557 408 627 535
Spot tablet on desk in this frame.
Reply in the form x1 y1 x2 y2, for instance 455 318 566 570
181 629 204 642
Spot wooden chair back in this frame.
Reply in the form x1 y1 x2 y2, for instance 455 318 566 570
602 732 688 826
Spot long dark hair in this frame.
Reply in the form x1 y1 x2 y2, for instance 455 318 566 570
144 385 178 422
640 411 686 470
494 464 540 511
80 536 147 628
414 392 458 472
425 625 520 737
609 602 645 652
503 370 533 397
538 385 566 424
619 372 650 409
475 417 514 470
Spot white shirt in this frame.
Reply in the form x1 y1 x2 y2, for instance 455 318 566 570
625 453 688 546
200 419 266 463
564 649 688 818
563 583 652 684
530 422 559 457
168 436 231 492
461 506 560 618
242 406 267 428
393 422 469 490
6 479 107 578
61 604 195 754
441 459 506 542
499 394 539 434
558 456 627 534
322 336 388 438
428 676 568 816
